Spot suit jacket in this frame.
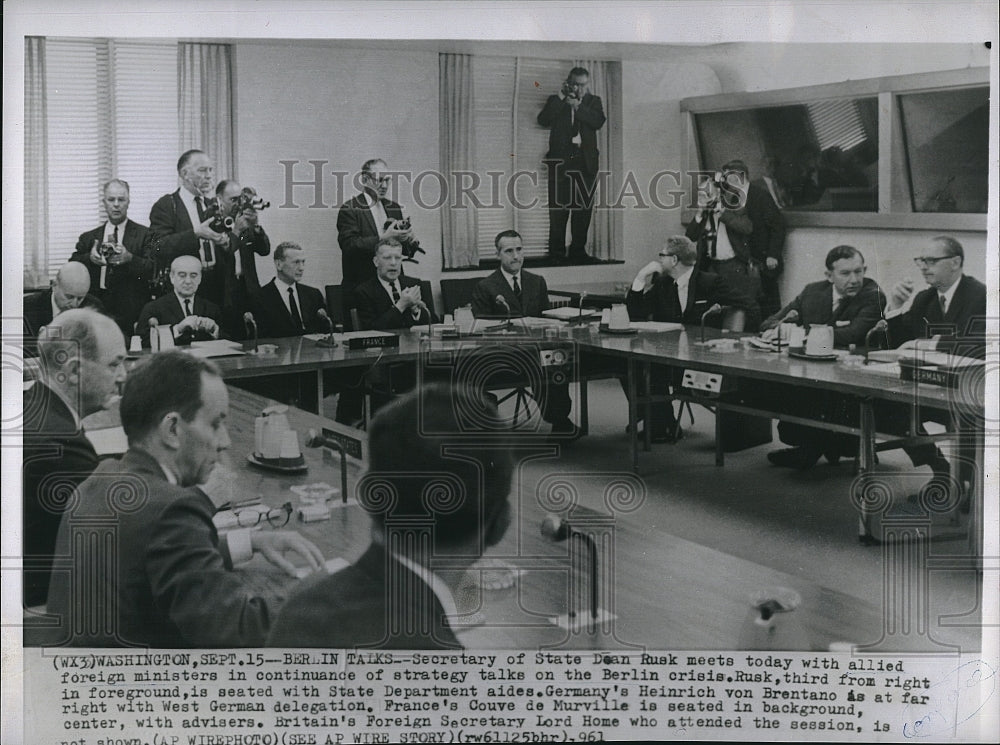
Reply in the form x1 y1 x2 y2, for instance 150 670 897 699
134 293 223 346
471 270 551 318
45 449 272 647
69 219 153 335
762 277 886 349
887 274 987 358
626 265 759 326
336 193 405 293
148 189 202 264
536 93 606 175
22 290 106 357
248 279 328 338
744 181 787 272
21 382 99 608
685 205 755 266
351 276 437 330
267 545 461 649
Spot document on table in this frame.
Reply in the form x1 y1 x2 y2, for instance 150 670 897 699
630 321 685 332
186 340 246 358
84 426 128 456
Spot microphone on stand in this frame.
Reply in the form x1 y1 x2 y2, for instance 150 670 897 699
315 308 338 348
148 317 160 352
700 303 724 344
243 312 258 353
864 319 889 365
541 514 598 620
304 429 348 503
495 295 512 331
774 309 799 351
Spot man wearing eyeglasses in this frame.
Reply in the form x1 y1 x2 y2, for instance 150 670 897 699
44 351 324 647
885 236 986 355
877 236 986 512
626 235 758 442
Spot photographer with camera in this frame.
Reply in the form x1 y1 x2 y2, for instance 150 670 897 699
537 67 606 264
337 158 423 328
149 150 231 283
69 179 153 336
202 179 272 337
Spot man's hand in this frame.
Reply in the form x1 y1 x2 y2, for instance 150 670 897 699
396 285 422 312
760 326 779 343
233 210 257 235
194 217 226 243
765 257 779 271
107 244 132 265
250 530 325 578
176 315 219 338
383 222 413 243
89 241 108 266
888 278 916 310
631 260 663 292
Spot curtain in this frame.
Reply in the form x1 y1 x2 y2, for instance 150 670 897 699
574 59 620 261
179 43 234 179
24 37 49 287
439 53 478 268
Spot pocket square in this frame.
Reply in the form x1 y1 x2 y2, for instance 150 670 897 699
835 320 851 327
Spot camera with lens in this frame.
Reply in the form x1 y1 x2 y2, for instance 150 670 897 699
98 240 119 261
383 217 426 263
205 187 271 233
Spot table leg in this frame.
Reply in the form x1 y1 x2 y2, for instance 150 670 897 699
316 370 324 411
858 399 876 543
579 379 590 436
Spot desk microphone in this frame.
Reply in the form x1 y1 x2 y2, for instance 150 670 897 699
864 319 889 364
304 429 348 502
315 308 338 348
541 514 598 620
148 317 160 351
243 312 258 353
700 303 724 344
495 294 512 331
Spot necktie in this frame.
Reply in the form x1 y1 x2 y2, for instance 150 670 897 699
706 212 718 259
184 299 192 317
938 293 947 315
833 295 850 320
667 281 682 320
288 286 303 330
112 224 119 245
390 281 400 303
195 196 214 265
512 275 521 297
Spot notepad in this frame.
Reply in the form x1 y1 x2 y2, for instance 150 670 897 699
85 426 128 457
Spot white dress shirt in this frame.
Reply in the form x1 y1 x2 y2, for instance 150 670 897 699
274 276 301 318
674 266 693 311
363 192 388 237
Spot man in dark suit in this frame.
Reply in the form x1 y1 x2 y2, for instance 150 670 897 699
135 255 222 346
879 236 987 502
44 352 324 647
537 67 606 263
22 309 126 609
69 179 153 336
23 262 105 357
471 230 576 437
201 180 272 336
148 149 231 292
626 235 758 442
759 246 887 468
351 238 436 331
268 383 513 649
686 160 785 325
336 158 417 326
248 242 329 338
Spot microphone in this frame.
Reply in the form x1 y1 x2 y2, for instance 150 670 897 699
304 429 348 503
700 303 724 344
540 514 598 620
243 312 258 353
315 308 339 348
864 319 889 364
148 317 160 352
495 295 512 331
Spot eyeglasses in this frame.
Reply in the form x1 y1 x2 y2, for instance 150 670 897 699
658 252 676 259
913 255 956 267
234 501 292 528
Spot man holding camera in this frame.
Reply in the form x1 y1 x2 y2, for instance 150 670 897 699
204 179 272 336
337 158 421 329
537 67 606 264
149 150 231 289
69 179 153 336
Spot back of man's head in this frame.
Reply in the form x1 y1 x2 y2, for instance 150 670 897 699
38 308 105 372
666 235 699 266
365 384 514 549
120 351 220 446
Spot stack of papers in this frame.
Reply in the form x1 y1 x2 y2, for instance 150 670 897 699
186 340 245 358
630 321 684 332
542 307 597 320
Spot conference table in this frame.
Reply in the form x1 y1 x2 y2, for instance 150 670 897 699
212 386 892 651
118 322 982 550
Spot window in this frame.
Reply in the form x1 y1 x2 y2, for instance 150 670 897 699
26 39 179 284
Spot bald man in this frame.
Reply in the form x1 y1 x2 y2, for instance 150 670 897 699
23 262 105 357
23 308 127 606
134 255 223 346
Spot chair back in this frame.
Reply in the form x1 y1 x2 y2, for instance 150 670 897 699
440 277 483 315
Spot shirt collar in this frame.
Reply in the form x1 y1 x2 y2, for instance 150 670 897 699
500 268 521 288
175 292 195 311
378 276 400 295
674 266 693 291
389 548 460 625
275 276 296 294
50 292 62 321
938 276 961 306
104 220 125 241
